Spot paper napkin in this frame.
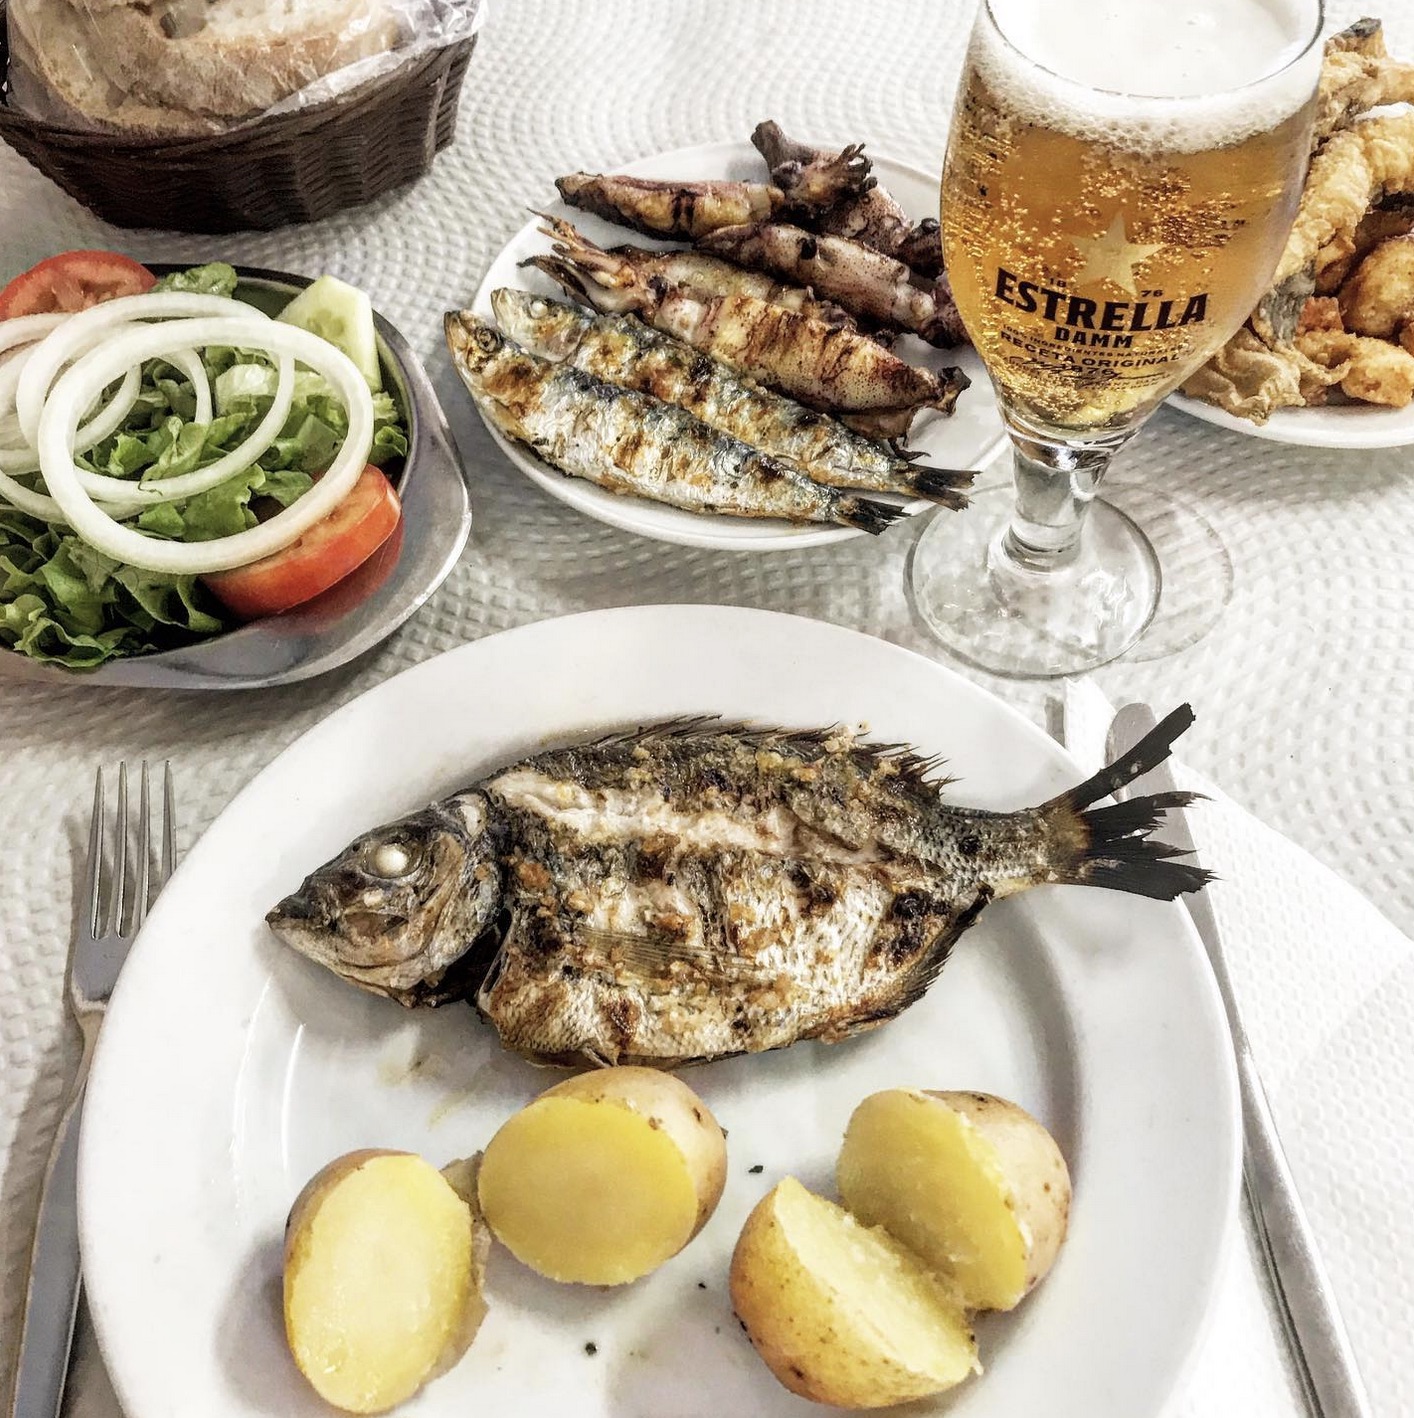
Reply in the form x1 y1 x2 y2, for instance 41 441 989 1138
1062 678 1411 1418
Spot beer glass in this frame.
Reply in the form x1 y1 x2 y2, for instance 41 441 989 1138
910 0 1323 677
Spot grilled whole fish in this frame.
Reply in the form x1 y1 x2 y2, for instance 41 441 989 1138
556 148 871 241
569 245 859 331
699 221 967 348
445 312 903 533
488 288 973 506
752 120 946 278
529 218 969 429
267 708 1209 1070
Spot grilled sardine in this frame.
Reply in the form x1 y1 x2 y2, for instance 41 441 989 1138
488 289 972 506
268 708 1208 1070
446 312 904 533
529 217 969 434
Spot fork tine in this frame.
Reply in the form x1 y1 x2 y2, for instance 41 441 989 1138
132 763 152 933
161 762 176 886
108 764 128 937
84 768 105 938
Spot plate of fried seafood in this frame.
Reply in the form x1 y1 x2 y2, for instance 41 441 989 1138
448 125 1004 549
78 604 1237 1418
1175 18 1414 446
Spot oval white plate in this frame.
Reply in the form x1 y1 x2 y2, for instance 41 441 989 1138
1169 386 1414 448
470 142 1005 550
79 605 1237 1418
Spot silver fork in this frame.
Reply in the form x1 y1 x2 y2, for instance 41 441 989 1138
8 764 176 1418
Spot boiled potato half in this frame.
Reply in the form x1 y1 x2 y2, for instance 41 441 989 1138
731 1176 978 1408
837 1089 1071 1312
283 1149 487 1414
477 1065 727 1285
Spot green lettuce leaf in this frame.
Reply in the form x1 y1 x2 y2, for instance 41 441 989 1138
154 262 239 298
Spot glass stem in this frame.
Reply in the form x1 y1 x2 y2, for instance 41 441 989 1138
1000 424 1131 573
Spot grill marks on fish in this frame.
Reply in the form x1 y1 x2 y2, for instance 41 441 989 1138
751 121 946 279
528 218 969 429
266 709 1211 1070
698 221 967 348
488 290 973 506
556 148 871 242
445 312 905 533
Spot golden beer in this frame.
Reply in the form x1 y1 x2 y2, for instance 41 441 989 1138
942 12 1317 435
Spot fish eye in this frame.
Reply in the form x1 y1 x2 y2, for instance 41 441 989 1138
366 840 419 879
474 327 502 353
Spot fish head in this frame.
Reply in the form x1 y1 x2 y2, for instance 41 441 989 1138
489 288 587 360
266 793 505 1005
444 311 510 378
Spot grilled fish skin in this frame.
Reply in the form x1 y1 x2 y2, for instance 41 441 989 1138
268 707 1209 1070
578 245 859 331
555 147 871 242
528 218 969 429
445 312 903 533
751 121 945 278
488 289 973 507
699 221 967 348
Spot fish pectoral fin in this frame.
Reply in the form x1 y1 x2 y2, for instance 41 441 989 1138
572 924 759 986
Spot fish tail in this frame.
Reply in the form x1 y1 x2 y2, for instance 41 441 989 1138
1041 704 1213 901
904 464 975 509
836 494 908 535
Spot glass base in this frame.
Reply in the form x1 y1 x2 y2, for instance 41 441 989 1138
907 484 1159 678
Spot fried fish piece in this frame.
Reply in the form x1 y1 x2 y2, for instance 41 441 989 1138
1258 108 1414 342
1179 327 1340 422
1297 327 1414 406
1337 233 1414 338
1315 18 1414 141
1314 201 1414 293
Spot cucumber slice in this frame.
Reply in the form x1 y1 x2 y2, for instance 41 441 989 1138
277 275 382 392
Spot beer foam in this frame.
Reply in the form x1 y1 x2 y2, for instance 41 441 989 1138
976 0 1322 153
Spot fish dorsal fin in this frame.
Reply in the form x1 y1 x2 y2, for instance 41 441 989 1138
571 718 956 790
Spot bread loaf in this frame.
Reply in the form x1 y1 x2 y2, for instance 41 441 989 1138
75 0 404 119
7 0 217 134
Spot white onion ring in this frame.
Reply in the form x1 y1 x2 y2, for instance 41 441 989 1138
0 313 69 358
59 350 295 507
39 317 373 574
16 293 255 448
0 364 144 475
161 349 213 427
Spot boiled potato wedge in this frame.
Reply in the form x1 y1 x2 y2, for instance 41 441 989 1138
837 1088 1071 1311
730 1177 978 1408
283 1149 486 1414
477 1065 726 1285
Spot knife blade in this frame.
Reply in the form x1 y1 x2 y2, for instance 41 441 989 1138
1107 703 1372 1418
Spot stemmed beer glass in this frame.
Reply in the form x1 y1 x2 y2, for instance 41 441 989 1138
910 0 1324 677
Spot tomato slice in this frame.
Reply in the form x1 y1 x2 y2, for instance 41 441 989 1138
0 250 157 319
203 466 402 621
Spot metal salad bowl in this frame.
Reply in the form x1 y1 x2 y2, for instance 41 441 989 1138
0 265 472 690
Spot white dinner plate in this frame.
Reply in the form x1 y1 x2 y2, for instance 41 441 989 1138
469 142 1006 550
1168 386 1414 448
79 604 1238 1418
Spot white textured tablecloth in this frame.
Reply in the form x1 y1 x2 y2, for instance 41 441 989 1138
3 2 1413 1415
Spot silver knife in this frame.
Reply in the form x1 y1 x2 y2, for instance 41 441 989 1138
1107 704 1372 1418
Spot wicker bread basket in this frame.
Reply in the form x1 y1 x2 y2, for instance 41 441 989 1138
0 3 475 233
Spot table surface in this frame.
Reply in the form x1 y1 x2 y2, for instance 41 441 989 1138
3 2 1412 1415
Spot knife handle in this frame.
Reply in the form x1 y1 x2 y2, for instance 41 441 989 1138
8 1080 85 1418
1238 1048 1373 1418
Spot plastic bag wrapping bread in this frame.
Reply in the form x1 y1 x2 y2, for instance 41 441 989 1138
4 0 485 135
